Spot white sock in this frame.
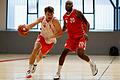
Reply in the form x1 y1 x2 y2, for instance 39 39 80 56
57 65 62 74
89 59 94 65
34 59 38 65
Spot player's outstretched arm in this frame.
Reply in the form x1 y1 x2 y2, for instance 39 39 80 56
26 17 44 29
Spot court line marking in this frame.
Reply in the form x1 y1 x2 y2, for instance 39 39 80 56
0 58 28 62
98 56 116 80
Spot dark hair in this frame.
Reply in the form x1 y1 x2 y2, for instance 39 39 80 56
44 6 54 13
66 0 73 5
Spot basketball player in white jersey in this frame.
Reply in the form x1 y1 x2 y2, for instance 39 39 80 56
19 6 62 78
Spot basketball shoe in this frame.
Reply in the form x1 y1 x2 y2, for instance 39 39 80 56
31 64 37 73
54 73 60 80
26 70 32 78
90 63 98 76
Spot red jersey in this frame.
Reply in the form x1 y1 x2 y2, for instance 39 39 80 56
63 9 86 39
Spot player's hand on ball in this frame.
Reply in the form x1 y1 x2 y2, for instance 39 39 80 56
18 24 29 37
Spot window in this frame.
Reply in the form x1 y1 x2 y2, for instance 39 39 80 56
27 0 38 30
119 0 120 6
7 0 115 31
84 0 93 13
94 0 114 31
83 0 94 30
7 0 27 30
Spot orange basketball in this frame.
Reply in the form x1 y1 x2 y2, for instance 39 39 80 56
18 25 29 37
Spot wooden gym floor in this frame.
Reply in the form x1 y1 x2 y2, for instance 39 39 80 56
0 54 119 80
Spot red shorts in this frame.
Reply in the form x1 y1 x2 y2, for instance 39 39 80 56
65 37 86 51
36 35 54 55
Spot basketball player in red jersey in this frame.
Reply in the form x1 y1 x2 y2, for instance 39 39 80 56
18 6 62 78
54 0 98 79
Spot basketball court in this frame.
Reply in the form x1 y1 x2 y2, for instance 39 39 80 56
0 54 119 80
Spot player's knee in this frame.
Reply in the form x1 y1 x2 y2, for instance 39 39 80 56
63 48 70 54
33 43 41 51
60 49 69 58
33 47 39 52
59 49 70 65
77 48 85 56
77 48 84 53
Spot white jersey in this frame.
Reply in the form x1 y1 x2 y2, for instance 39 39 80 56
40 17 57 44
